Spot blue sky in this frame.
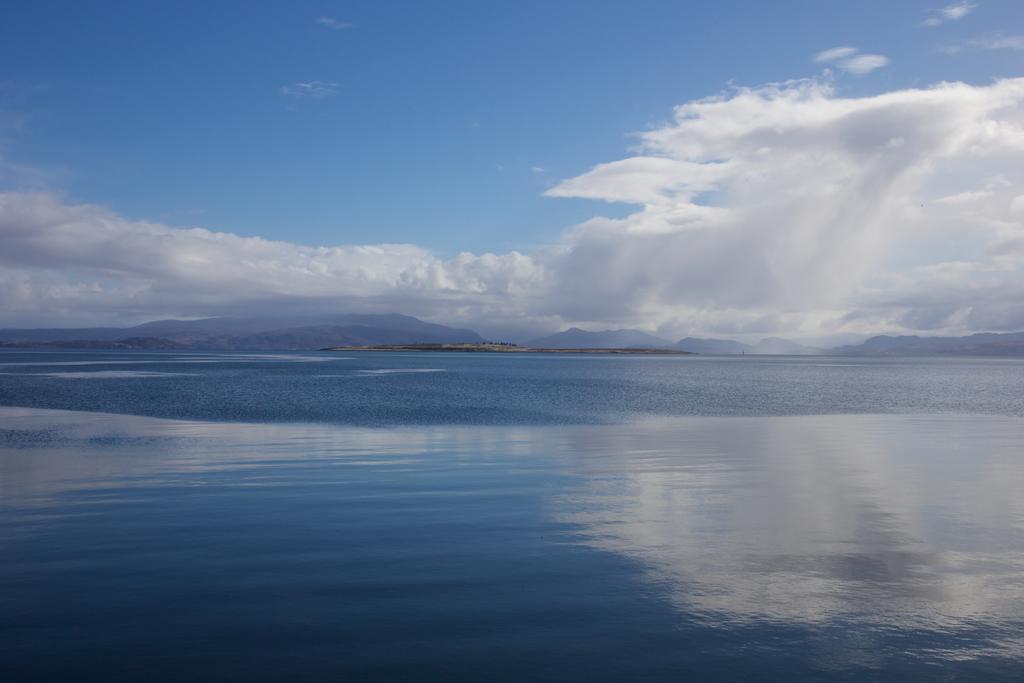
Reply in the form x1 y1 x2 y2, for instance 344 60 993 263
3 1 1020 253
1 1 1023 339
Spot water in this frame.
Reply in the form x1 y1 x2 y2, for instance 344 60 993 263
2 351 1024 679
2 349 1024 424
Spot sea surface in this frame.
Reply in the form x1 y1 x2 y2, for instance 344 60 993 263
2 349 1023 680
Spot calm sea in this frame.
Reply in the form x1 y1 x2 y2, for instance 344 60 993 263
2 350 1023 680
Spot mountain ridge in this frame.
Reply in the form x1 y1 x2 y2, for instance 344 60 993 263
527 327 672 349
836 332 1024 356
5 317 1024 356
0 314 483 351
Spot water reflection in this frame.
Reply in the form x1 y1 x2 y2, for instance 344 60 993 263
553 415 1024 658
0 407 539 502
2 407 1023 675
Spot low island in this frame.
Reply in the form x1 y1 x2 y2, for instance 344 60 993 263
321 342 691 354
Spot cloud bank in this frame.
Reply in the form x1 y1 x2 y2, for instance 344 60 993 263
2 77 1024 339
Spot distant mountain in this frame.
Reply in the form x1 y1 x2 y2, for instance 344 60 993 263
528 327 671 349
751 337 824 355
836 332 1024 356
673 337 754 354
672 337 823 355
8 316 1024 356
0 314 484 351
0 337 188 350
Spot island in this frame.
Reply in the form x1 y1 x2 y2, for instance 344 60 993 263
320 342 691 354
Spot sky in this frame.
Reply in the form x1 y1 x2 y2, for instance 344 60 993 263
1 0 1023 341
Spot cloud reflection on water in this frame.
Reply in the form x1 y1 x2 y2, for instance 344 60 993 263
2 407 1022 665
551 415 1024 659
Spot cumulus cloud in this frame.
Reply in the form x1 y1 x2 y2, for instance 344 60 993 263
544 77 1024 337
814 46 890 75
923 1 977 27
0 192 547 329
3 78 1024 339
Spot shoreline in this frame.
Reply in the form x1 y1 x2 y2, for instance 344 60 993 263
321 343 692 355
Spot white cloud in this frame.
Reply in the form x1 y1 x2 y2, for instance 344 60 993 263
315 16 352 30
838 54 890 75
813 47 890 76
923 1 977 26
3 78 1024 339
0 192 546 329
942 1 977 20
814 46 858 63
531 166 545 174
973 35 1024 50
934 189 994 204
280 81 339 99
544 77 1024 336
944 34 1024 54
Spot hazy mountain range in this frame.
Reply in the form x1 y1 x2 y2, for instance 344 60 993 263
528 328 672 350
532 329 1024 356
526 330 824 354
833 332 1024 357
0 314 483 351
672 337 825 355
4 316 1024 356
